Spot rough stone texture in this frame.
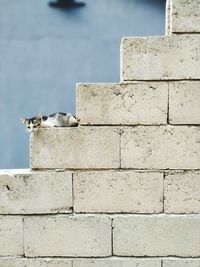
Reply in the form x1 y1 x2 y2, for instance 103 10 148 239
30 127 120 169
113 215 200 257
0 170 72 214
171 0 200 33
77 83 168 125
24 215 111 257
74 171 163 213
121 35 200 80
169 82 200 124
165 0 172 35
164 171 200 213
0 258 72 267
163 259 200 267
121 126 200 169
0 217 23 256
74 259 161 267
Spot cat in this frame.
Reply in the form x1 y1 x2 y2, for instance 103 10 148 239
21 112 80 133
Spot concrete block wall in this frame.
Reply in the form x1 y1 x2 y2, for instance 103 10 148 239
1 0 200 266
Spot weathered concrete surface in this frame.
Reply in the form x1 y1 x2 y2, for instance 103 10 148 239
165 171 200 213
30 127 120 169
121 126 200 169
77 83 168 125
113 215 200 256
121 35 200 80
0 258 72 267
171 0 200 33
0 170 72 214
74 171 163 213
24 215 112 257
169 82 200 124
165 0 172 35
74 259 161 267
0 217 23 256
163 259 200 267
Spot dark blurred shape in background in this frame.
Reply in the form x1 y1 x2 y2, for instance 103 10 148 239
0 0 166 169
49 0 85 8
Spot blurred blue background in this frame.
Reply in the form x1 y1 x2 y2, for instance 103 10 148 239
0 0 166 169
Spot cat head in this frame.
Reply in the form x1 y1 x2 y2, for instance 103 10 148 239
21 114 42 133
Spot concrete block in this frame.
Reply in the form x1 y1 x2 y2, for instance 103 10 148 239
74 259 161 267
169 81 200 124
0 217 23 256
165 171 200 213
121 126 200 169
74 171 163 213
0 170 72 214
0 258 26 267
0 258 72 267
121 35 200 80
30 127 120 169
24 215 111 257
113 215 200 256
163 259 200 267
77 83 168 125
171 0 200 33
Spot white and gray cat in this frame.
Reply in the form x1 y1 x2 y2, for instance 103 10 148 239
21 112 80 133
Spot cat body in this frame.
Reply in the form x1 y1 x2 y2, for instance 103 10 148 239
21 112 79 133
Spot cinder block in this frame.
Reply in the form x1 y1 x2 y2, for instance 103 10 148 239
74 259 161 267
77 83 168 125
165 171 200 213
0 217 23 256
24 215 112 257
121 35 200 80
121 126 200 169
113 215 200 256
0 258 26 267
163 259 200 267
0 170 72 214
171 0 200 33
74 171 163 213
30 127 120 169
169 81 200 124
0 258 72 267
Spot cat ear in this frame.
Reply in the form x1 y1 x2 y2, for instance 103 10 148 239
36 113 42 120
20 118 27 125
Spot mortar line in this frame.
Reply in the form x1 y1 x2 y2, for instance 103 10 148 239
111 217 114 256
119 130 122 169
76 124 200 127
162 172 166 213
172 32 200 35
12 255 200 259
122 79 200 82
167 83 170 124
31 168 200 172
72 173 75 213
2 212 200 216
22 217 25 257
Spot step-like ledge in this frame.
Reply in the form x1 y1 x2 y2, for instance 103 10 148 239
30 127 120 170
0 170 73 214
77 83 168 126
121 35 200 81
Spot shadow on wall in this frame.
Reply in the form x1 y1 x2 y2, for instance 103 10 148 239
0 0 166 169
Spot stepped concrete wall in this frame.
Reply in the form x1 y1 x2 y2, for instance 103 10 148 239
1 0 200 266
